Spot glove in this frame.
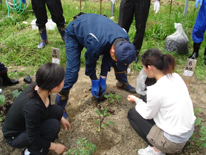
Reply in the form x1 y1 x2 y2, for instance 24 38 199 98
195 0 203 9
99 76 107 96
134 50 139 63
154 0 160 14
91 80 100 98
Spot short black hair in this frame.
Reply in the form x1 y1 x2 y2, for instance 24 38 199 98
113 38 127 50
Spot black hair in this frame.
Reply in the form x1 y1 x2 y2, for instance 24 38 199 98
141 48 176 75
36 63 65 91
28 63 65 97
113 38 127 51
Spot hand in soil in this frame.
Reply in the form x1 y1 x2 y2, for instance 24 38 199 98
61 117 71 131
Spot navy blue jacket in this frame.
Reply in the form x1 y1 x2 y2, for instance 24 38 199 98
73 14 129 78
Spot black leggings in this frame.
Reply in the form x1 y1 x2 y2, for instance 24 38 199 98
128 108 155 146
6 105 63 155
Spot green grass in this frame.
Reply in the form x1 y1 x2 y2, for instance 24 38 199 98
0 0 206 80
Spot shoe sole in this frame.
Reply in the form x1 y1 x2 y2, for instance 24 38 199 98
116 86 136 93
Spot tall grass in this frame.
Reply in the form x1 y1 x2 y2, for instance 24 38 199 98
0 0 205 80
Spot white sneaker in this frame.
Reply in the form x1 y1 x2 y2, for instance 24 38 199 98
137 146 165 155
24 148 30 155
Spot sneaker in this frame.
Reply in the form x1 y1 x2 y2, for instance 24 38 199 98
37 40 48 49
22 148 30 155
137 146 165 155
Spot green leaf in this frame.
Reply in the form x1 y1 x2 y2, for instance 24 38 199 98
110 98 114 103
200 143 206 148
105 113 112 117
106 120 114 125
77 137 86 145
115 94 121 101
97 128 101 132
93 119 99 125
0 95 5 106
94 109 101 116
12 90 22 99
101 123 106 128
104 93 113 99
22 85 27 90
195 117 202 126
104 94 109 98
102 107 107 115
194 108 202 116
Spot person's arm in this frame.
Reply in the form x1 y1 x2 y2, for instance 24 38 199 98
127 93 160 119
85 33 103 80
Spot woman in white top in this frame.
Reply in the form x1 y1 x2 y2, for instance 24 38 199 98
127 48 196 155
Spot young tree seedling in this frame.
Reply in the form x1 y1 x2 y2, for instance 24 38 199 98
93 107 114 132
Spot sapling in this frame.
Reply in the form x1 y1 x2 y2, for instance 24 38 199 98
104 93 121 104
67 137 96 155
93 107 114 132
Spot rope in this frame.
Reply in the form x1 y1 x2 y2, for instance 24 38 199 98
5 0 26 23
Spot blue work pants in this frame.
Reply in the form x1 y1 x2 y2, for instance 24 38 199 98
192 0 206 43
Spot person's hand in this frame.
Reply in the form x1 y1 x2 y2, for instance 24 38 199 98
127 95 138 103
99 76 107 96
50 143 67 154
195 0 203 9
154 0 160 14
91 79 100 98
61 117 71 131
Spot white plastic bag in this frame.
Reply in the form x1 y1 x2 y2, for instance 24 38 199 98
136 68 147 95
165 23 189 54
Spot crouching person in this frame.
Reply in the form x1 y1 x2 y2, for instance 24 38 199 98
127 48 196 155
2 63 71 155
